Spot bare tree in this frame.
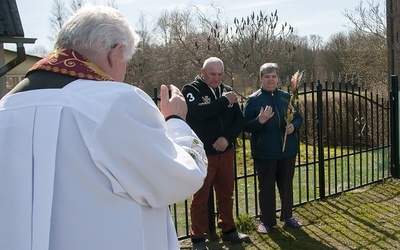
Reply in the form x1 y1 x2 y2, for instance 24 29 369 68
156 11 172 46
341 0 387 92
322 32 348 82
27 45 51 57
105 0 117 9
47 0 117 48
282 34 324 83
142 6 298 95
344 0 386 39
306 34 324 78
48 0 69 43
125 12 156 90
69 0 85 13
137 8 203 89
135 12 154 46
192 9 295 93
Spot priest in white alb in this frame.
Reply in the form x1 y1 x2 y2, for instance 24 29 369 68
0 5 207 250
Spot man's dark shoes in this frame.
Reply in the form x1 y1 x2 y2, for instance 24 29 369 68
192 240 208 250
222 230 250 244
285 217 302 228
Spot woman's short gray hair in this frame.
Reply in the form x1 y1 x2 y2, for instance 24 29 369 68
260 63 279 78
55 4 140 62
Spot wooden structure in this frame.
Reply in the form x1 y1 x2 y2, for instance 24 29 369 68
387 0 400 79
0 0 36 97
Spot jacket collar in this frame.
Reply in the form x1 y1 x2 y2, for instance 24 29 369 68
261 87 278 96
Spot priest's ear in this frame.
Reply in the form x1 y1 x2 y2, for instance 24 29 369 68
108 44 125 68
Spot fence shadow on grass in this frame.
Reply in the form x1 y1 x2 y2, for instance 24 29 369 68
292 179 400 249
180 179 400 250
269 226 336 250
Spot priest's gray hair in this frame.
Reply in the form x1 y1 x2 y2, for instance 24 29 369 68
260 63 279 78
55 4 140 62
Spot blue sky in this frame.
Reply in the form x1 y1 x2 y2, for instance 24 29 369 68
11 0 386 52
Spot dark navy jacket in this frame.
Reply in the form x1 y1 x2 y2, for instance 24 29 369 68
182 76 244 155
243 88 303 160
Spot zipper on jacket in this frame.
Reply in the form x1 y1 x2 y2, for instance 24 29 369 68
211 85 225 145
272 91 285 155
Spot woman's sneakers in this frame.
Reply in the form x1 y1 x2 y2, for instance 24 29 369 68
257 222 270 234
258 218 302 234
285 217 302 228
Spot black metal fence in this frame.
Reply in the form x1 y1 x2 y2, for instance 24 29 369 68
152 78 395 240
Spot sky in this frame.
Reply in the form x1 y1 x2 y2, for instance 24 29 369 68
9 0 386 54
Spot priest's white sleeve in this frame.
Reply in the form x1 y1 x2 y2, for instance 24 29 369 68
165 118 208 174
90 87 207 208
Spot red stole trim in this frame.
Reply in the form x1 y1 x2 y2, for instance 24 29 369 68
26 48 114 81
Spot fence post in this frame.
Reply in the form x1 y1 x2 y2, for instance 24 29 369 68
153 87 159 104
317 81 326 198
391 75 400 178
207 187 216 237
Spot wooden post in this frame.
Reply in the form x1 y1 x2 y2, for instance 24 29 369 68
387 0 400 84
391 75 400 178
387 0 400 178
0 45 6 97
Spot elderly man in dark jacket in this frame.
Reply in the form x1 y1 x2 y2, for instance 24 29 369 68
182 57 249 250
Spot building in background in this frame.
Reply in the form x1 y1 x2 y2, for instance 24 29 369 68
4 49 41 91
1 0 36 97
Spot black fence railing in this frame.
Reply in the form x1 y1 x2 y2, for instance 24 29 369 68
151 78 394 240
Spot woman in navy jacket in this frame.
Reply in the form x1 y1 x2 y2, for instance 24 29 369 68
243 63 303 234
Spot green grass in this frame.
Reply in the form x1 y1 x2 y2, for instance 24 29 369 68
174 138 394 248
180 178 400 249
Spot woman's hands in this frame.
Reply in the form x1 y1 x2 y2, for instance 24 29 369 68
285 123 295 134
258 105 274 124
